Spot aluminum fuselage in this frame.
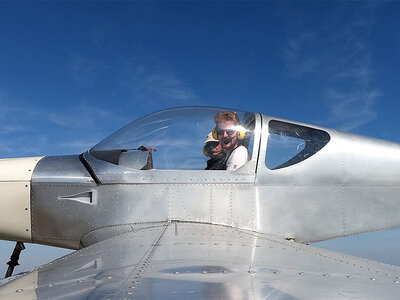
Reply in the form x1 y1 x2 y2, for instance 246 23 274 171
19 113 400 249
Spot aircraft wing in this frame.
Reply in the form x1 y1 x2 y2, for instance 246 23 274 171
1 222 399 299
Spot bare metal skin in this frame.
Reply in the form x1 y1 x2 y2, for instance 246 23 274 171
1 107 400 299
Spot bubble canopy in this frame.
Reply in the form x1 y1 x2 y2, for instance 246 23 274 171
89 107 255 170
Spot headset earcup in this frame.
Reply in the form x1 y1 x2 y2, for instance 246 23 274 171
203 146 209 157
212 128 218 140
237 125 246 140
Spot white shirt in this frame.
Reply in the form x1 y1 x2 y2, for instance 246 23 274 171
226 145 249 170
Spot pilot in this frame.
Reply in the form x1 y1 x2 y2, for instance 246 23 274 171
214 111 249 170
203 132 226 170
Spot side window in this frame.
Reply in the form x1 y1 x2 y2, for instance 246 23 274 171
266 120 330 170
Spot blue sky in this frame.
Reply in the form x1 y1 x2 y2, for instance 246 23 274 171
1 1 400 276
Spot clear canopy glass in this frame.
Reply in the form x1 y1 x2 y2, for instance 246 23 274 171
265 120 331 170
89 107 255 170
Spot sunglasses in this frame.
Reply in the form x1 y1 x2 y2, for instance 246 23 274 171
216 129 236 136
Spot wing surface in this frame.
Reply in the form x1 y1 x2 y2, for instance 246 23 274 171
1 222 400 299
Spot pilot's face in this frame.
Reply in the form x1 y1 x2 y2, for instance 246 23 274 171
216 121 238 150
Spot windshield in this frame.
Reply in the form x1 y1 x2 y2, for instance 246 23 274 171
89 107 255 170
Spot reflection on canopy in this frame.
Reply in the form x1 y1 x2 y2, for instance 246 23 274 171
90 107 255 170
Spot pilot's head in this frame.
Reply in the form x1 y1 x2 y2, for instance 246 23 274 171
204 132 223 158
214 111 240 151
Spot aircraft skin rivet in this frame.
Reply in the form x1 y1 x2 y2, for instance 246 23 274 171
347 275 352 279
174 271 179 275
201 270 207 274
298 272 304 276
77 280 83 283
394 280 399 284
223 270 228 274
248 269 255 274
16 289 23 293
370 277 376 281
323 274 329 277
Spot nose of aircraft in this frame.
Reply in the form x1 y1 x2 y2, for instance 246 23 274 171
0 157 43 242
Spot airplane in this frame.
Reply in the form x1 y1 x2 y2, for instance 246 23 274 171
0 106 400 299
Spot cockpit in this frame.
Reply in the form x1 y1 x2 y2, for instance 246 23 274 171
88 107 256 171
83 107 331 184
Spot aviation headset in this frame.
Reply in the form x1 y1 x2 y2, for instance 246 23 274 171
203 146 211 157
203 125 247 157
211 125 247 141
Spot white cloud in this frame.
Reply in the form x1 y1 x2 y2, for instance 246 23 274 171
48 103 115 128
145 71 196 101
325 8 380 131
0 124 27 134
0 96 33 137
68 54 105 85
0 139 14 156
122 61 202 109
282 4 381 131
326 89 380 131
59 139 99 151
0 136 46 158
282 31 319 78
0 94 127 157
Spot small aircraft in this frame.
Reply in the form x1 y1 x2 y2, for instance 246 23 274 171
0 106 400 299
